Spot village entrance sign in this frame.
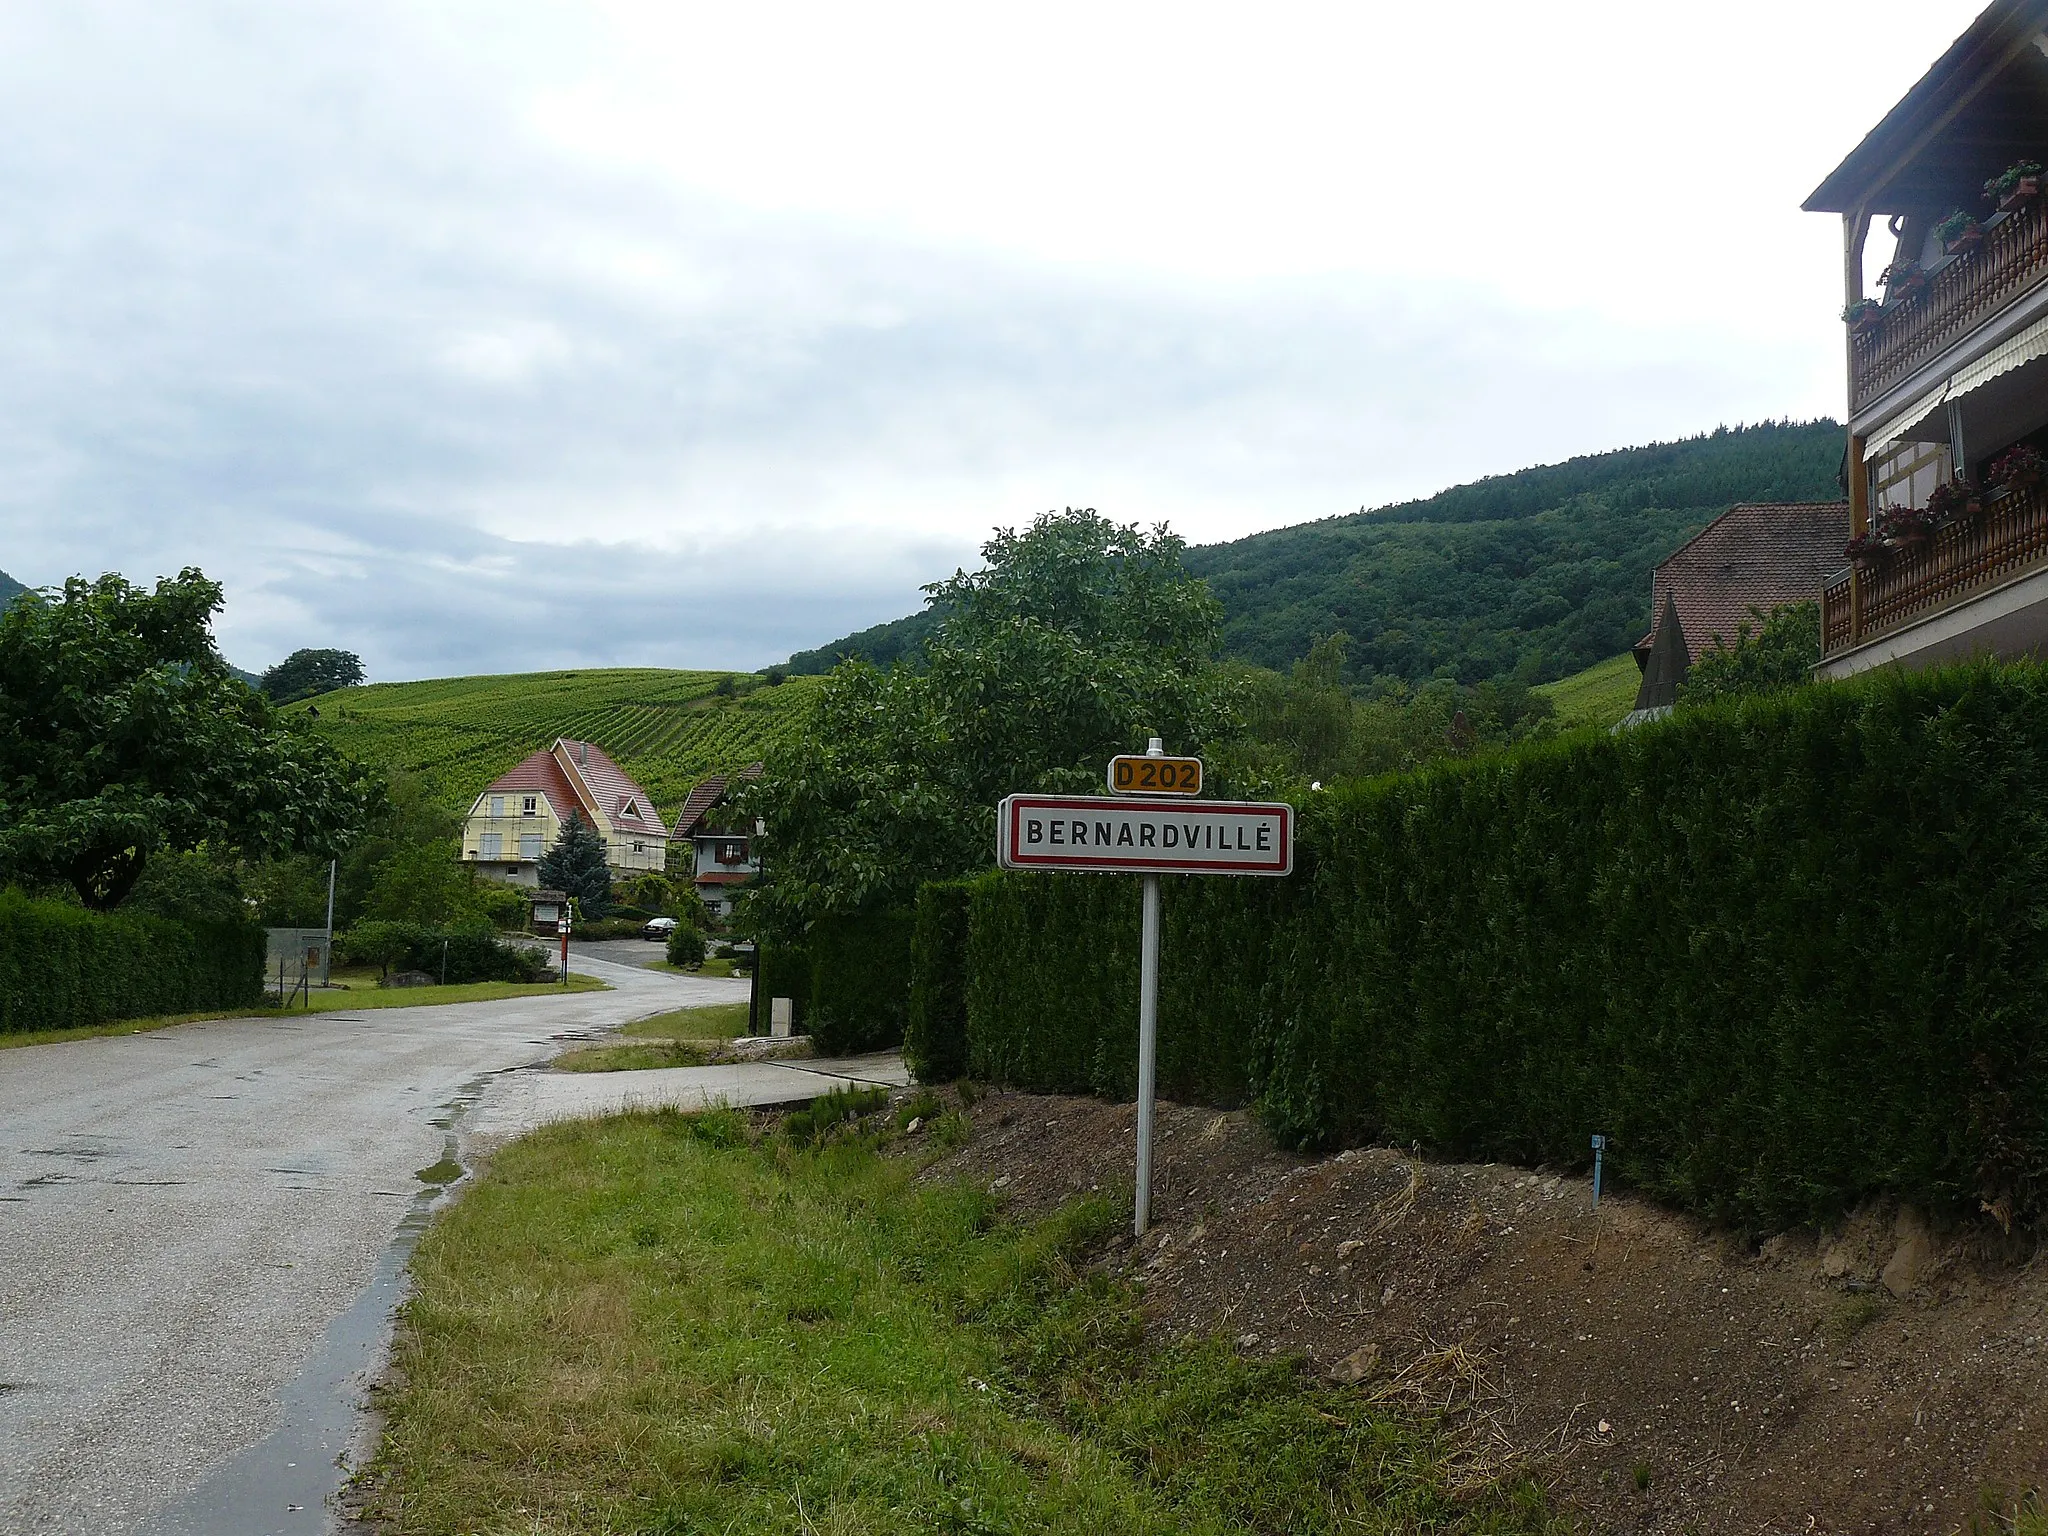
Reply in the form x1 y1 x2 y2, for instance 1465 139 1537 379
997 739 1293 1236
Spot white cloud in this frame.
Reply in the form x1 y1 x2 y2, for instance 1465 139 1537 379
0 0 1989 677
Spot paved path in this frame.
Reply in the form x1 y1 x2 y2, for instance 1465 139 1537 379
0 954 891 1536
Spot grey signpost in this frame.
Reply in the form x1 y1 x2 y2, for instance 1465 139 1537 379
996 739 1293 1237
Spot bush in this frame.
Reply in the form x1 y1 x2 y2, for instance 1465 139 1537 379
946 663 2048 1230
666 924 708 968
755 938 810 1032
808 908 915 1056
906 881 974 1082
573 917 649 941
0 889 264 1033
338 921 549 985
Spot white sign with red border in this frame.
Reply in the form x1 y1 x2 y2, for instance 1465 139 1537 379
996 793 1292 877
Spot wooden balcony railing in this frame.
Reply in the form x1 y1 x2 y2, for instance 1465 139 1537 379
1850 198 2048 411
1822 479 2048 655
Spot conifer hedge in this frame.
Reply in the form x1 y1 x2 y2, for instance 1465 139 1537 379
905 881 973 1081
0 890 266 1034
947 664 2048 1229
807 908 915 1056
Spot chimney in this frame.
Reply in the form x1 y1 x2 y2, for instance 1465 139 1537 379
578 741 587 766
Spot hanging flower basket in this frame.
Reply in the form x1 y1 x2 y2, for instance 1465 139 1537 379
1844 298 1883 335
1926 480 1982 526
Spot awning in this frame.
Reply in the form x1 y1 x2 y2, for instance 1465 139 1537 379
1866 310 2048 457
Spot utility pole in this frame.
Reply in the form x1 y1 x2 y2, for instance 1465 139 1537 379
323 858 336 987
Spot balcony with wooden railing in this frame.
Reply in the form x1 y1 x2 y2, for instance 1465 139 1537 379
1822 478 2048 655
1850 196 2048 412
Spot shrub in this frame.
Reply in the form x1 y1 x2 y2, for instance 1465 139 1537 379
947 663 2048 1230
808 908 915 1056
0 889 264 1034
339 921 548 985
905 881 973 1082
666 924 708 968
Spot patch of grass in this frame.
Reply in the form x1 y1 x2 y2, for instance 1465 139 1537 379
652 955 750 979
0 974 609 1050
621 1002 752 1041
365 1113 1568 1535
554 1038 720 1073
1533 650 1641 729
782 1083 890 1147
1824 1292 1885 1346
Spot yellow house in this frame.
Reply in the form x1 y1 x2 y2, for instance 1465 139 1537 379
461 738 669 886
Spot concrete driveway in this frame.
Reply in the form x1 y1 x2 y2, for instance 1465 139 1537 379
0 954 895 1536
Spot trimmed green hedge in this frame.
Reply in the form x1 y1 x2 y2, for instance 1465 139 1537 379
756 939 812 1035
906 881 973 1081
952 664 2048 1229
0 889 265 1034
809 908 915 1056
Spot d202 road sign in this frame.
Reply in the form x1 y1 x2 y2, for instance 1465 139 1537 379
1106 752 1203 796
996 794 1291 877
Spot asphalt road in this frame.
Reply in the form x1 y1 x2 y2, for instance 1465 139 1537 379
0 955 768 1536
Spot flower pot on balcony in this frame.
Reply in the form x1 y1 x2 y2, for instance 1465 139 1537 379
1890 533 1929 555
1999 177 2040 213
1849 306 1883 335
1945 228 1984 256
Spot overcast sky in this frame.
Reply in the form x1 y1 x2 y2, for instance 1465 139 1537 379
0 1 1987 678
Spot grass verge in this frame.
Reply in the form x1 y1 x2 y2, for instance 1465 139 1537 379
553 1001 753 1073
0 973 609 1051
362 1109 1567 1534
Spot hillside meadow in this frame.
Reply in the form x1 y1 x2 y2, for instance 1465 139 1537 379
292 668 823 815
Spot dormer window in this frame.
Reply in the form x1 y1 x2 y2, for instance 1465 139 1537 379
620 798 640 819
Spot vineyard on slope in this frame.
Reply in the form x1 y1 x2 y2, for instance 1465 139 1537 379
292 669 822 817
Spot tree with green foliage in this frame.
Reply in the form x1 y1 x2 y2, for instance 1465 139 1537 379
261 647 365 703
665 923 707 968
540 811 613 918
0 570 368 910
745 510 1237 932
1679 601 1820 706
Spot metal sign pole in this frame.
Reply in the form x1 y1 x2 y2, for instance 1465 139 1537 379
1134 736 1164 1238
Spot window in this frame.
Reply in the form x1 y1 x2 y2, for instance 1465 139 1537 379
522 796 537 816
489 795 505 818
715 839 749 865
631 840 644 854
621 798 640 819
519 833 542 859
480 833 503 859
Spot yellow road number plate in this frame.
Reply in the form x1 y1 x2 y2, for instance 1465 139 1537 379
1107 754 1203 796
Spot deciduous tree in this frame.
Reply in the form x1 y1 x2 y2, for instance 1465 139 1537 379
261 648 365 704
0 570 369 910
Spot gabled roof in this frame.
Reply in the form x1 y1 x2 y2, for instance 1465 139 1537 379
553 739 668 837
1634 502 1847 666
1805 0 2048 215
674 761 763 838
480 750 581 823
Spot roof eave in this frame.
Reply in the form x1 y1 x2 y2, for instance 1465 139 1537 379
1804 0 2048 214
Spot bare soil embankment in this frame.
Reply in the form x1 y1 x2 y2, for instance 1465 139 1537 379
911 1088 2048 1535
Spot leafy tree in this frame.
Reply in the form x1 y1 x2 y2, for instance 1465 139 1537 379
745 510 1237 931
665 923 708 968
125 846 250 925
0 570 368 910
360 840 482 927
539 811 613 918
1679 601 1820 706
261 648 365 704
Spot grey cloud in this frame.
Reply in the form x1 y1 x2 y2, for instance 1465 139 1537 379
0 3 1815 680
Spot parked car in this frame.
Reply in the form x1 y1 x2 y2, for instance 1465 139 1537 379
642 916 678 941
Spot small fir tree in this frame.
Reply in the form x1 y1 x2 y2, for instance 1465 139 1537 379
539 811 613 918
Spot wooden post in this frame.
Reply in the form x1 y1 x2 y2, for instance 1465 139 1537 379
1844 208 1871 646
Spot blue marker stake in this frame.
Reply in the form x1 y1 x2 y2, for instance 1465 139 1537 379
1590 1134 1607 1210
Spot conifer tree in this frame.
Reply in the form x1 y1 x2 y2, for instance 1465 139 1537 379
538 811 613 918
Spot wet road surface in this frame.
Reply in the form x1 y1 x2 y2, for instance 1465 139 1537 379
0 954 749 1535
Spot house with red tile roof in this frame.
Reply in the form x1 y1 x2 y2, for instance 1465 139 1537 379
674 762 762 920
460 739 670 886
1627 501 1848 711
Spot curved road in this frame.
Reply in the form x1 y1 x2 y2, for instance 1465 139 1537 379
0 954 898 1535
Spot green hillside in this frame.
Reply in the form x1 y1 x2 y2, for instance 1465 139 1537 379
294 669 823 816
0 569 26 606
789 419 1844 686
1534 651 1642 729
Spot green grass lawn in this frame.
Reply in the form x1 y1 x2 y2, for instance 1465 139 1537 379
361 1109 1567 1535
1534 651 1641 729
554 1001 752 1073
1 973 609 1051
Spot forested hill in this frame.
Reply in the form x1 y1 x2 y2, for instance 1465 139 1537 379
0 569 26 605
788 419 1844 687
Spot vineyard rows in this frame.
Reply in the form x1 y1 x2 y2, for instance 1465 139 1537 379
295 669 822 817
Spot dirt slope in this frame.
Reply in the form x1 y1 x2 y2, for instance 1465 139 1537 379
912 1089 2048 1535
